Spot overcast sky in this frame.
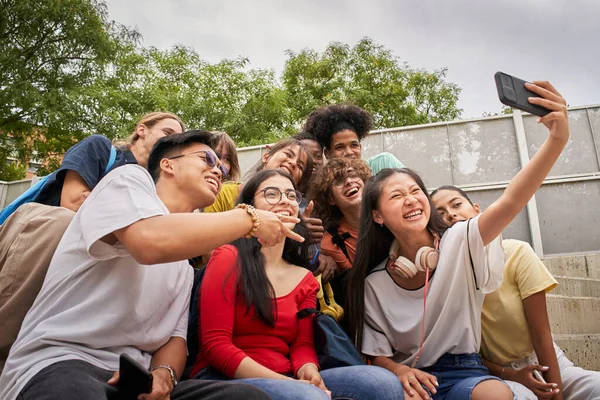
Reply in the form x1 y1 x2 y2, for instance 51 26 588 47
106 0 600 121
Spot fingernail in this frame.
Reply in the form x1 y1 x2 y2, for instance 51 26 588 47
432 388 437 394
536 117 542 123
409 391 414 396
552 383 558 388
542 366 549 370
435 381 439 387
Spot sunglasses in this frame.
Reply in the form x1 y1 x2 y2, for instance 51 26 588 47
168 150 229 177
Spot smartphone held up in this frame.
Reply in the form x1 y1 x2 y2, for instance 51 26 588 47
495 72 552 117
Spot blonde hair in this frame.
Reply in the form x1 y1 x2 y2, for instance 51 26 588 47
210 131 241 182
113 112 185 148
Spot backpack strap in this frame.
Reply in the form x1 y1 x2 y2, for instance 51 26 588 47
326 225 352 262
104 145 117 174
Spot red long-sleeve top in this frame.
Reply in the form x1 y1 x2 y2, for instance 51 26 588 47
190 245 320 379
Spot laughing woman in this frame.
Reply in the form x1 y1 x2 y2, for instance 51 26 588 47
191 169 405 400
346 81 571 400
308 158 371 310
205 138 313 213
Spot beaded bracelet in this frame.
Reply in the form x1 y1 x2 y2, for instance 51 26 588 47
236 203 261 238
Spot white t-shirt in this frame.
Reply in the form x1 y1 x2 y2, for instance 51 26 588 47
0 165 193 400
362 215 505 368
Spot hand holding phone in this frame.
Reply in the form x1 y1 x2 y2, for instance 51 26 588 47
495 72 552 117
118 353 153 398
532 369 547 384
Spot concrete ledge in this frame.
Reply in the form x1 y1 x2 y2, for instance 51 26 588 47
547 295 600 334
543 255 589 278
553 276 600 297
553 334 600 371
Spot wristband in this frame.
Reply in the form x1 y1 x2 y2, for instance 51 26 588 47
150 364 178 388
236 203 261 238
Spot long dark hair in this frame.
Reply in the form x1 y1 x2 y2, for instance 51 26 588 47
346 168 448 348
231 169 311 327
430 185 474 205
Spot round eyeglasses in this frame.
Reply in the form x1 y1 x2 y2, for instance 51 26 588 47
332 170 360 188
255 187 303 205
168 150 229 177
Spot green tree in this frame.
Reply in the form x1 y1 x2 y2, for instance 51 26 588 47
88 45 293 147
0 0 138 179
283 37 462 128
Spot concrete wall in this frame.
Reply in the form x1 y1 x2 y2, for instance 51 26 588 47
236 105 600 257
0 179 35 210
3 106 599 256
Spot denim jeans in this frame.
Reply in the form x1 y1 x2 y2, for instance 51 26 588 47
195 365 405 400
422 353 512 400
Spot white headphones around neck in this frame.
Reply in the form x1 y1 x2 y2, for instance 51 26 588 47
388 236 440 279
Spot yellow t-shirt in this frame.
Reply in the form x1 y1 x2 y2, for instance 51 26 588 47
204 182 240 213
480 239 558 364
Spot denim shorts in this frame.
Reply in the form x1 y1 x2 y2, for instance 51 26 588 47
421 353 513 399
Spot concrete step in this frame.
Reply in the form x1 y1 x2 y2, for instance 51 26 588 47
542 253 600 279
547 295 600 334
553 276 600 297
553 334 600 371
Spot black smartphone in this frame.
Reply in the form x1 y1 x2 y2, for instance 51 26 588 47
494 72 551 117
118 353 153 398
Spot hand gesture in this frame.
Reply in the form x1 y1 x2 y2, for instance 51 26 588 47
254 209 305 247
526 81 569 142
394 365 438 399
296 363 331 398
514 365 559 399
312 254 338 283
301 201 325 245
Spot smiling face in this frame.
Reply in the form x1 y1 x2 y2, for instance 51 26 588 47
262 145 307 185
372 172 431 237
138 118 184 165
431 189 480 227
329 168 364 216
326 129 362 160
253 174 300 229
300 138 324 171
167 142 223 209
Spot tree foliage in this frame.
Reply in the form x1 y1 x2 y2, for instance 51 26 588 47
0 1 462 180
283 38 462 128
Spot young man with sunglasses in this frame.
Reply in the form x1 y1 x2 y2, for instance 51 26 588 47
0 131 307 400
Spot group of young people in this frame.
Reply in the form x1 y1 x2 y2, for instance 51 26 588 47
0 80 598 400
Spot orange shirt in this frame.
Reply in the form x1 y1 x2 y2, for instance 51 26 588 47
320 220 358 271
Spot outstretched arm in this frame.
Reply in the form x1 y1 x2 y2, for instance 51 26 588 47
112 209 304 265
478 81 569 246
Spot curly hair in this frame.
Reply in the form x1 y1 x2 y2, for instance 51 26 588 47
307 158 371 230
303 104 374 150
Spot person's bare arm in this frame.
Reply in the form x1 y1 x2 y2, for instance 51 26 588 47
478 81 569 246
60 170 91 212
523 291 563 399
111 209 303 265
